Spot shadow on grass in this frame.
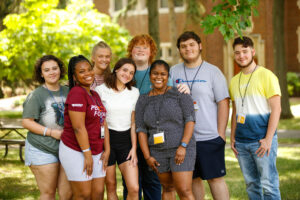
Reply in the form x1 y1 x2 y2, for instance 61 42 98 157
0 177 39 199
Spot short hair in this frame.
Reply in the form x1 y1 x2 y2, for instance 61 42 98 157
68 55 92 90
91 41 112 77
177 31 201 49
232 36 254 49
150 60 170 75
34 55 65 84
127 34 157 64
105 58 136 91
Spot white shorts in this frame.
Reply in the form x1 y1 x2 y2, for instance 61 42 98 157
59 141 106 181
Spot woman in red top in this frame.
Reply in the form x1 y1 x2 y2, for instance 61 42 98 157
59 55 110 200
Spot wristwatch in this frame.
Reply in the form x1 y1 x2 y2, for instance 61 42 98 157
181 142 187 148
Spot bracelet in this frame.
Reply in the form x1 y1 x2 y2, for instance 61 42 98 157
43 127 48 137
82 147 91 152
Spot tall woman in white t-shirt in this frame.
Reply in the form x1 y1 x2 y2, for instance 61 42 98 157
95 58 139 200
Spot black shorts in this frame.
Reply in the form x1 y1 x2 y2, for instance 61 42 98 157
193 136 226 180
108 129 132 166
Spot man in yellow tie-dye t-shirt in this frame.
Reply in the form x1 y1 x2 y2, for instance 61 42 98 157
229 36 282 200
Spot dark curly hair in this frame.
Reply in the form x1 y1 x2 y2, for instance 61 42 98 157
68 55 92 90
34 55 65 84
105 58 136 91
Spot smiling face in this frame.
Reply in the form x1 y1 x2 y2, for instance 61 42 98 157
91 47 111 72
41 60 61 85
74 61 95 88
150 64 169 90
179 39 202 64
116 63 135 85
131 43 151 64
234 44 255 68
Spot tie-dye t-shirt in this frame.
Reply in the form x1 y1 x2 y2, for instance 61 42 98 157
23 85 69 156
229 66 281 143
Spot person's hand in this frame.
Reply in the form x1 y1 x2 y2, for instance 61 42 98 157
100 150 109 172
231 139 238 157
50 129 62 140
83 151 93 177
175 146 186 165
127 148 138 167
177 84 190 94
255 138 272 157
145 156 160 174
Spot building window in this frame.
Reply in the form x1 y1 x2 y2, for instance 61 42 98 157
114 0 123 11
160 0 184 8
109 0 184 16
160 43 173 63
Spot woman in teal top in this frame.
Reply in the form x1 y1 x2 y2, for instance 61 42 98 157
22 55 72 199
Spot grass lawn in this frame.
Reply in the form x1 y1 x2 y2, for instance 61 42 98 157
0 139 299 199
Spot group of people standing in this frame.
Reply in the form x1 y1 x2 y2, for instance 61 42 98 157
22 31 281 200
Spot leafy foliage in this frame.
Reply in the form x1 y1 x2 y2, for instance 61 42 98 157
201 0 259 41
287 72 300 96
0 0 131 86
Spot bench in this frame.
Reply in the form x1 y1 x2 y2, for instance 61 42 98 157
0 125 26 162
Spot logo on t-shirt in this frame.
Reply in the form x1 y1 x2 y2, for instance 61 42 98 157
175 79 207 84
71 104 83 107
91 105 106 119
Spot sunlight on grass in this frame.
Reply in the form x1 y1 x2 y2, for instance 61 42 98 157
1 144 300 199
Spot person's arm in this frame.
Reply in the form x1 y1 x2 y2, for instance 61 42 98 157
126 111 138 166
230 101 238 157
175 121 195 165
22 119 62 140
175 92 195 164
255 95 281 157
68 110 93 176
100 120 110 171
138 131 160 173
217 98 230 141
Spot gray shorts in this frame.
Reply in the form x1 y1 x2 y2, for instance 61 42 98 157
151 147 196 173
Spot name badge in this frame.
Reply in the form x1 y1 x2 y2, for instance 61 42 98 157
237 113 246 124
100 126 105 139
193 101 199 110
153 132 165 144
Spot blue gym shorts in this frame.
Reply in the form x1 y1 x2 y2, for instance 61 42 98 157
193 136 226 180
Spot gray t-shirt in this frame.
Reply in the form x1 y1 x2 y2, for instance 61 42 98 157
170 61 229 141
23 85 69 156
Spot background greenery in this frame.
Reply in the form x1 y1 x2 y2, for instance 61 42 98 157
0 137 299 199
0 0 131 94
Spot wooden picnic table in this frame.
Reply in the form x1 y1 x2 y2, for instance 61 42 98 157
0 123 26 162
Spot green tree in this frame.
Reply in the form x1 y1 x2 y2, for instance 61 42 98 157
199 0 292 119
0 0 131 93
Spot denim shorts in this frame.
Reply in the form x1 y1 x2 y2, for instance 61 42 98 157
24 139 59 166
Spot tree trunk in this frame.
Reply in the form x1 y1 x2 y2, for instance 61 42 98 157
147 0 161 59
273 0 293 119
168 0 179 65
57 0 68 9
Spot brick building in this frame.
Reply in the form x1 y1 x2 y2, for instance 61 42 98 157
93 0 300 80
